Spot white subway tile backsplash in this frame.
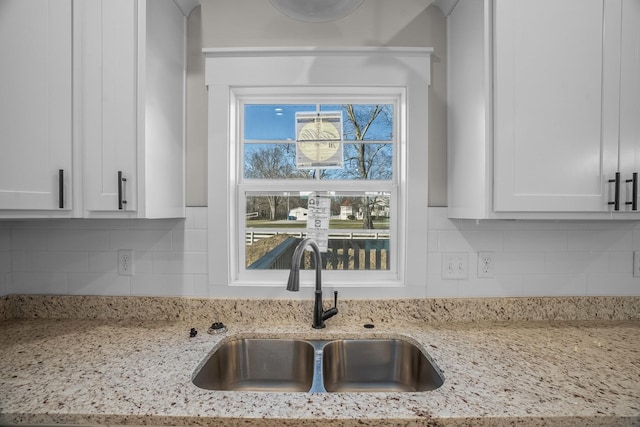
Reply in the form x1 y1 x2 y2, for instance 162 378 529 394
459 276 523 297
11 220 68 230
425 275 458 297
133 251 153 274
11 251 26 272
0 273 6 297
131 274 197 296
47 230 110 251
609 252 634 273
26 251 88 273
503 230 568 252
66 219 130 230
427 208 459 230
2 207 639 298
152 252 208 274
522 274 587 296
130 218 184 230
0 254 9 298
172 229 208 252
491 252 544 275
12 229 47 251
524 220 592 230
189 207 208 229
109 229 172 252
587 273 640 296
68 273 131 296
9 272 68 294
544 252 610 274
433 231 471 252
458 219 523 231
88 251 118 273
426 252 442 277
0 229 11 251
193 274 209 296
567 229 633 252
0 252 10 273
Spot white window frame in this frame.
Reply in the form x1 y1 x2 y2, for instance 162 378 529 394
235 88 401 285
205 47 432 298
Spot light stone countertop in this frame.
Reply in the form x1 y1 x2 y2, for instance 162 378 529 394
1 313 639 426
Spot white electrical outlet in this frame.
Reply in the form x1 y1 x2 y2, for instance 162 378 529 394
442 253 468 280
118 249 133 276
478 252 494 278
634 251 640 278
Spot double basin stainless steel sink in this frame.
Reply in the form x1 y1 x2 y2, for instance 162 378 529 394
192 338 444 393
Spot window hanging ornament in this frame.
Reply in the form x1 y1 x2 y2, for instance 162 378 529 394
295 111 344 169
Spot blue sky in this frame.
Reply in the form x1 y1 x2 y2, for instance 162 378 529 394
244 104 393 141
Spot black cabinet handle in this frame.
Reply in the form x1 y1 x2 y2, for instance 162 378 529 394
608 172 620 211
58 169 64 209
118 171 127 210
626 172 638 211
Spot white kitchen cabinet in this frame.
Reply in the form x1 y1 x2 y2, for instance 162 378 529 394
447 0 640 219
78 0 186 218
0 0 74 216
0 0 187 219
618 0 640 213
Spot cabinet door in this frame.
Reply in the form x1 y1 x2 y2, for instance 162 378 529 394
80 0 138 213
0 0 72 211
618 0 640 212
493 0 620 212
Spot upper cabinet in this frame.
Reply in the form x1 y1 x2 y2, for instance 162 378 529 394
0 1 74 216
0 0 186 219
447 0 640 219
78 0 186 218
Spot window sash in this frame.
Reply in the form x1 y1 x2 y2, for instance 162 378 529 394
233 91 403 285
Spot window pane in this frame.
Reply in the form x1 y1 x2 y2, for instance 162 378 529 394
244 104 315 140
322 104 393 141
244 102 394 181
245 192 391 270
244 143 314 180
322 143 392 180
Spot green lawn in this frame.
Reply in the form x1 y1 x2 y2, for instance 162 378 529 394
247 219 390 229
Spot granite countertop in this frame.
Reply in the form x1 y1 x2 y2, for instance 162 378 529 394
0 296 639 426
0 319 639 426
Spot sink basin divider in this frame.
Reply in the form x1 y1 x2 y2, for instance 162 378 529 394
308 340 330 393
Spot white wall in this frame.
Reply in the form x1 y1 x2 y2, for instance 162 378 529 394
1 207 638 298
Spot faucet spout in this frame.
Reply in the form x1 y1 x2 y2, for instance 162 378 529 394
286 238 338 329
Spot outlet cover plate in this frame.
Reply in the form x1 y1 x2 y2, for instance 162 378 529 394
478 252 494 278
442 253 468 280
634 251 640 278
118 249 133 276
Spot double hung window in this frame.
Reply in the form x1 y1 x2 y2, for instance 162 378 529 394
237 89 401 285
205 48 431 297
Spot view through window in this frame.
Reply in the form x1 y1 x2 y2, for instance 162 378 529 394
240 100 398 274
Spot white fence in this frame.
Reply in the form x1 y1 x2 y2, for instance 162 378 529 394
245 230 390 245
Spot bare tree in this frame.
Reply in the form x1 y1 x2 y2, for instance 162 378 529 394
343 104 393 229
245 145 306 220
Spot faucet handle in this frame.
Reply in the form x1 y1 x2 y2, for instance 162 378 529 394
333 290 338 308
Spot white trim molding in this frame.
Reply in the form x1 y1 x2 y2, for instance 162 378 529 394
205 47 432 299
